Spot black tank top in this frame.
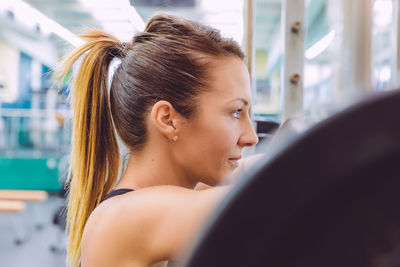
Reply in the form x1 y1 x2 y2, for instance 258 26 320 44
101 188 134 203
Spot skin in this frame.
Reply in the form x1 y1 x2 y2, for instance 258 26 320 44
81 56 259 267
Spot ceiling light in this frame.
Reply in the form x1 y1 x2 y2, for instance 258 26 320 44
6 0 84 47
305 30 335 59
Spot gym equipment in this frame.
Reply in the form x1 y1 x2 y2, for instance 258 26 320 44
255 119 280 142
181 88 400 267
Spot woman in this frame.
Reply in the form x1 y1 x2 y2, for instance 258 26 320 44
57 13 258 267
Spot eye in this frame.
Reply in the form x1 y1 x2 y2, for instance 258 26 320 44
233 109 242 119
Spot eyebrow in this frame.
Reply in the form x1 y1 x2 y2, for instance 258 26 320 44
225 98 249 106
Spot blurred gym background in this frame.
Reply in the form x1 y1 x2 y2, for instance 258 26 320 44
0 0 399 266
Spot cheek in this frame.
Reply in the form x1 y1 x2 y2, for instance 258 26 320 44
176 115 240 181
196 121 239 171
200 120 236 153
182 127 228 159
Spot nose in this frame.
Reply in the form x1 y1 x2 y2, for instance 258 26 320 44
238 119 259 147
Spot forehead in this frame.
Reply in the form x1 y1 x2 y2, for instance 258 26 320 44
204 56 252 102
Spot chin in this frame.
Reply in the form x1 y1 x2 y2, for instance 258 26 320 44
203 179 219 187
200 175 223 187
197 167 230 186
212 172 231 186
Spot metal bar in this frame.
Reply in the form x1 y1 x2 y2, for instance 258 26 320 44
0 108 71 118
280 0 305 121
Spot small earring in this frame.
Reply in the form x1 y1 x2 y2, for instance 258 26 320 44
171 135 178 142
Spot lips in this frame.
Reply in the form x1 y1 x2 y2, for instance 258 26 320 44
228 156 241 168
229 155 242 161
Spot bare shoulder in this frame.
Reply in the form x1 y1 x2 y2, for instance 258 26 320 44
81 185 228 266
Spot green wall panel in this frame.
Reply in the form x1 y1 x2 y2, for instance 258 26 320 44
0 157 61 191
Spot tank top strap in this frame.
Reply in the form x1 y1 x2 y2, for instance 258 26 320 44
101 188 134 203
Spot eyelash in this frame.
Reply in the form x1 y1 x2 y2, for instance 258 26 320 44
233 109 242 119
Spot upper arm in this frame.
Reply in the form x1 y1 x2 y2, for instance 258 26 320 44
146 186 229 261
81 203 149 267
81 186 229 266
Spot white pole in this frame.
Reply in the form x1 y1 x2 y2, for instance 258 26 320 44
280 0 305 121
243 0 255 89
243 0 257 156
339 0 372 96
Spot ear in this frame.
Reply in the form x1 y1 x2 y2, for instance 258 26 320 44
150 100 182 141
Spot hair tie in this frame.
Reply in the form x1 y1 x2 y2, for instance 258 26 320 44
107 57 122 94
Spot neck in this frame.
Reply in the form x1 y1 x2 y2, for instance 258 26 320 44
116 144 195 190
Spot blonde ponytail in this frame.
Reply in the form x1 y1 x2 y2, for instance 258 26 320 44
55 29 123 266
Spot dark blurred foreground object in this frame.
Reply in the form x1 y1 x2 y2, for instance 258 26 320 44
181 88 400 267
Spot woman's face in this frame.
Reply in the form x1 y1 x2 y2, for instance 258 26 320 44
174 56 259 186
